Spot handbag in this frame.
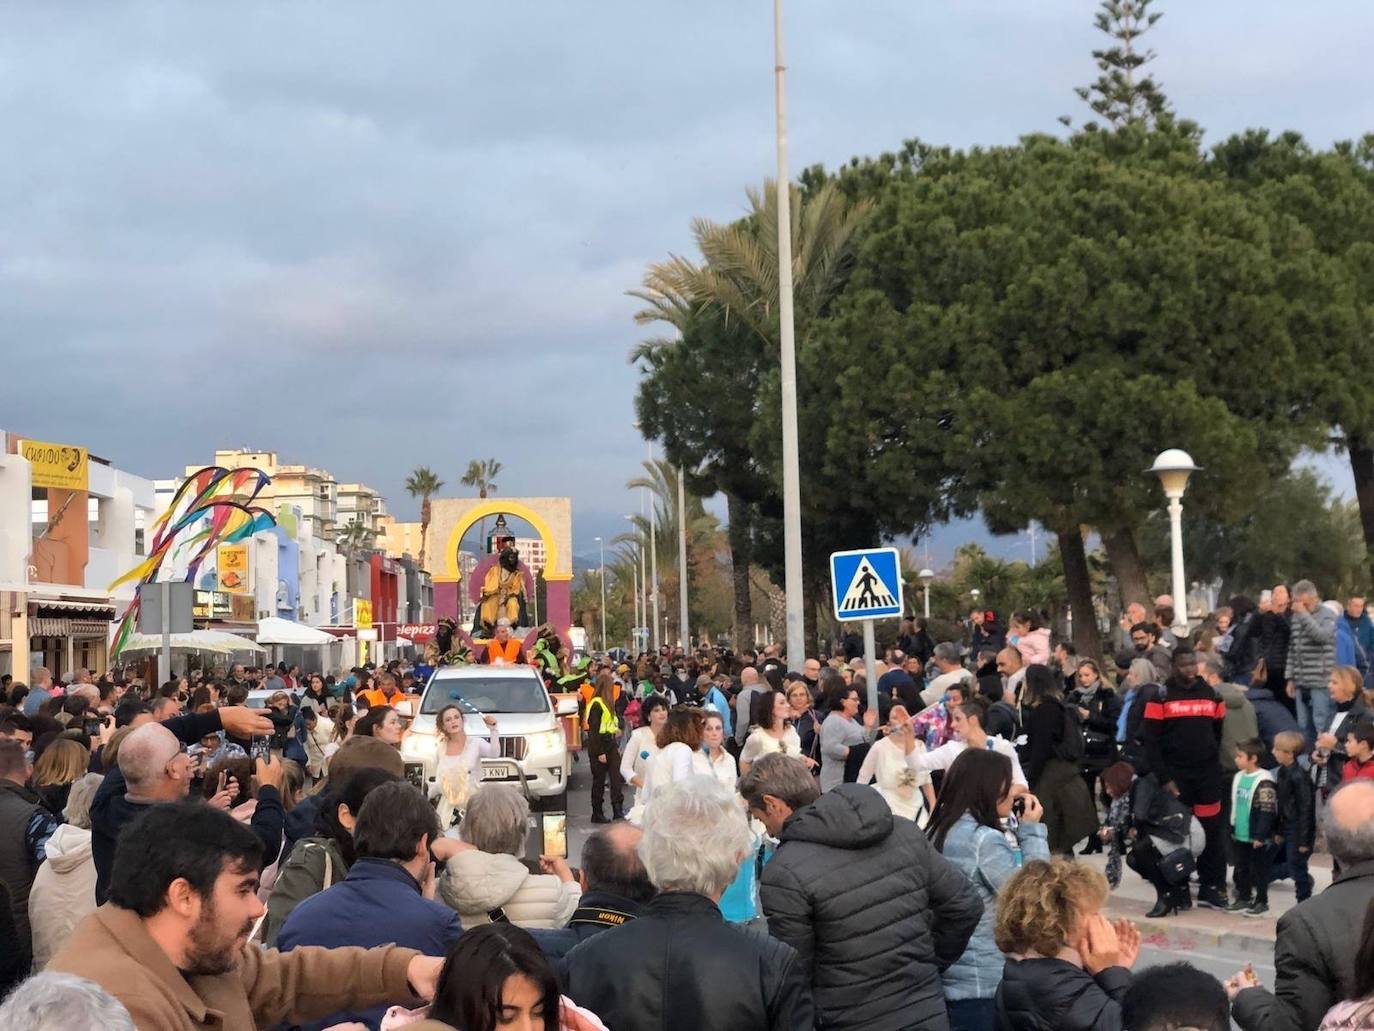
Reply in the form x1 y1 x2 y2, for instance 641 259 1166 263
1157 844 1196 886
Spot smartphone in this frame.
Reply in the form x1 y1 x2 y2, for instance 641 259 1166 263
83 717 103 738
250 737 270 764
404 761 426 791
542 813 568 860
1011 796 1026 819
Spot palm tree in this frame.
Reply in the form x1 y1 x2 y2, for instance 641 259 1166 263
629 178 871 648
404 466 444 572
461 458 503 555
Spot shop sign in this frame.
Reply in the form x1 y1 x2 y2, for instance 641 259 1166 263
20 438 89 492
353 598 373 629
398 622 436 642
217 544 251 594
230 595 256 622
194 591 233 618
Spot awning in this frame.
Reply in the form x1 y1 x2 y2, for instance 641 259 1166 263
30 617 111 637
256 617 336 646
32 598 117 619
118 629 266 655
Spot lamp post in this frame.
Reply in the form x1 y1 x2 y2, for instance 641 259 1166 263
773 0 804 669
1148 449 1199 637
918 568 935 621
626 515 641 651
648 442 660 652
594 536 606 654
678 467 690 649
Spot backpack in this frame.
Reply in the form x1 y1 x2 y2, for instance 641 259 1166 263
1054 700 1085 763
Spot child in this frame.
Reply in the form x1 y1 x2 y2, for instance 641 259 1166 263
1227 737 1278 917
1270 730 1316 902
1342 720 1374 782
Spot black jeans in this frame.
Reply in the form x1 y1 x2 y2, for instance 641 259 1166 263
588 742 624 816
1233 838 1273 904
1173 766 1227 893
1269 835 1314 901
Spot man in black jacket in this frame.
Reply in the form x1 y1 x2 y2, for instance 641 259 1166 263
0 738 61 964
1232 780 1374 1031
566 777 812 1031
741 754 982 1031
529 821 654 970
1143 648 1229 909
90 704 277 903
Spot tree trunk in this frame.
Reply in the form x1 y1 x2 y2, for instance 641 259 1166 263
1101 525 1151 610
1058 526 1103 662
726 493 754 648
419 497 431 572
1348 436 1374 589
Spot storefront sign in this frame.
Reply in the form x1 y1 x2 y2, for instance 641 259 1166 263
353 598 373 629
193 591 233 618
19 438 89 492
398 622 436 642
217 544 251 594
230 595 256 622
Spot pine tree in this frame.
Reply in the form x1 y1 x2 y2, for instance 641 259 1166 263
1068 0 1171 130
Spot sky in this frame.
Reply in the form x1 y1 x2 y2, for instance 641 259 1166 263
2 1 1370 562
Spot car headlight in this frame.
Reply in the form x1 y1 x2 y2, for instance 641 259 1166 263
528 730 564 755
401 731 433 760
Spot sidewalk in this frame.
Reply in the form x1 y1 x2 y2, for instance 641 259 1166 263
1081 850 1333 951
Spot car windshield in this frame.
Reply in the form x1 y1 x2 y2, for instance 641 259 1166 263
421 676 548 715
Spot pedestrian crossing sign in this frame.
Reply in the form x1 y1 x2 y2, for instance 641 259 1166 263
830 547 904 622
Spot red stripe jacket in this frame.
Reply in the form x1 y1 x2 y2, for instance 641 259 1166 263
1142 676 1224 785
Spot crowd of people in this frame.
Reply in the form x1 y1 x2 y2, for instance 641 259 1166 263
0 581 1371 1031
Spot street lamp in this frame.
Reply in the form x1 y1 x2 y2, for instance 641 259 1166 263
594 536 606 654
1148 449 1199 636
918 568 935 621
970 588 980 609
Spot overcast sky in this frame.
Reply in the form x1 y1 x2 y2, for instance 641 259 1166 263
2 1 1370 558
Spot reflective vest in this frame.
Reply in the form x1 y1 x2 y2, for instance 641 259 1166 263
584 696 620 736
485 638 524 665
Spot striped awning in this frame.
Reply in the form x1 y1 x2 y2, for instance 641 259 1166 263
29 617 110 637
32 598 116 619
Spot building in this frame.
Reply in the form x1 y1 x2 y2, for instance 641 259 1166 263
338 482 386 534
1 431 156 679
512 537 547 575
376 515 425 566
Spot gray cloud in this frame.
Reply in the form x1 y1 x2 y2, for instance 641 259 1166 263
2 0 1369 554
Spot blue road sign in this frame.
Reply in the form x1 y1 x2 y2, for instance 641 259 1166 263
830 547 904 622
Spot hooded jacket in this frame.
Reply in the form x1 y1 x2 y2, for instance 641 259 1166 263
27 822 96 970
761 784 982 1031
439 848 580 929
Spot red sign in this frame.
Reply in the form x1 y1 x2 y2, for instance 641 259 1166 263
398 623 436 643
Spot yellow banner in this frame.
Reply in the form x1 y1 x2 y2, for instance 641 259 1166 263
217 544 251 594
20 439 88 492
353 598 373 629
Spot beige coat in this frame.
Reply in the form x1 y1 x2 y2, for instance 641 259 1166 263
48 904 422 1031
439 849 580 929
28 823 96 970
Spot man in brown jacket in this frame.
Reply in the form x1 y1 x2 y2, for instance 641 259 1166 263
48 800 444 1031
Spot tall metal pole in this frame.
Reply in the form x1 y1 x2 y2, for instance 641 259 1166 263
648 442 661 653
773 0 805 669
160 580 172 684
595 537 606 654
639 489 648 650
677 467 690 649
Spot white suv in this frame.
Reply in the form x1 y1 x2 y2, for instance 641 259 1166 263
400 664 575 802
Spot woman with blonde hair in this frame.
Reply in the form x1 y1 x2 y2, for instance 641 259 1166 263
994 858 1141 1030
431 702 500 828
31 738 89 815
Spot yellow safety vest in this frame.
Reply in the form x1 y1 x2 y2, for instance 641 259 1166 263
585 696 620 736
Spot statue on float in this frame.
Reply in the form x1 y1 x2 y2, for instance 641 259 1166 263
530 622 566 687
471 520 530 638
428 617 473 667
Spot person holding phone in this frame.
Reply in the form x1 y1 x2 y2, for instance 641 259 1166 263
431 704 500 828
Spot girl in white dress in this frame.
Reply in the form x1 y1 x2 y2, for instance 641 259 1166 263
739 689 817 775
430 704 500 828
856 704 935 825
635 709 712 822
619 694 670 813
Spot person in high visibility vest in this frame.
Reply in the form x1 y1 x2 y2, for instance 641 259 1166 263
583 673 625 823
481 619 526 666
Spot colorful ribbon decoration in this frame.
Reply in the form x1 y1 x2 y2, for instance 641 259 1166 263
109 466 276 657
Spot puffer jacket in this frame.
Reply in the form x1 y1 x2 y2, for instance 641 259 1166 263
939 815 1050 1001
1015 628 1052 666
995 957 1131 1030
1247 685 1300 750
27 822 96 970
1234 859 1374 1031
1289 605 1337 692
761 784 982 1031
439 848 580 929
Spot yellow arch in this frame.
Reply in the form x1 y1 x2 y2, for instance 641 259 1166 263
441 500 569 583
